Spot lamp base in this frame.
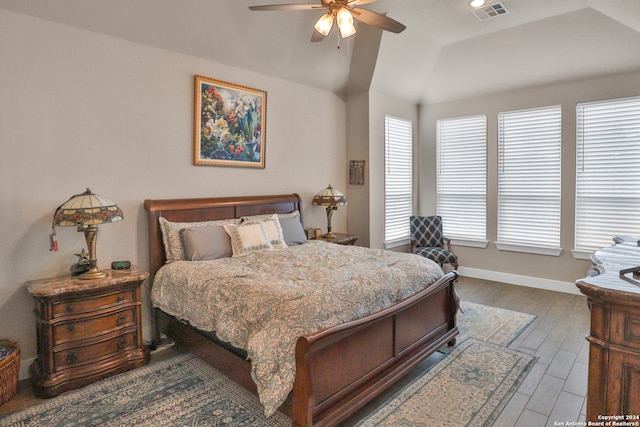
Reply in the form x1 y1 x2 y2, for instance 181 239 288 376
78 268 107 280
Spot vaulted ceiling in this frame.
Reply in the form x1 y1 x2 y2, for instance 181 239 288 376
2 0 640 104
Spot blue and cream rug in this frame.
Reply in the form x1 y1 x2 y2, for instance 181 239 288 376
0 302 536 427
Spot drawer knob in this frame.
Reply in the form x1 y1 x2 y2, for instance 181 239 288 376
117 339 126 351
67 352 78 364
66 304 74 313
117 315 126 326
117 295 125 302
67 325 75 333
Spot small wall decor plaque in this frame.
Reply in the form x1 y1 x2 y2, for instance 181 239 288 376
194 75 266 168
349 160 365 185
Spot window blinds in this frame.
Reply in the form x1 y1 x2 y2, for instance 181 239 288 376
497 106 562 249
384 115 413 245
437 115 487 241
575 96 640 252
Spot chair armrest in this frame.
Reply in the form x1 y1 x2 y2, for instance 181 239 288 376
444 236 453 252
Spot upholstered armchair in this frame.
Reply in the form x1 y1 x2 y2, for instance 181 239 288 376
409 215 459 270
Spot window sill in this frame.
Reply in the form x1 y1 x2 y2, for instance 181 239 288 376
495 242 562 256
384 238 410 250
449 238 488 249
571 249 593 260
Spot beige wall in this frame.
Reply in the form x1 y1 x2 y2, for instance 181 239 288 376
419 71 640 287
0 10 347 375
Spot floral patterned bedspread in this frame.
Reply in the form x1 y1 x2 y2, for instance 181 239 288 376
151 240 444 417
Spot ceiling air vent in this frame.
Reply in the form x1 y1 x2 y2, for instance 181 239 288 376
472 2 509 21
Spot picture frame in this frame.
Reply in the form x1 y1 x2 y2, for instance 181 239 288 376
193 75 266 168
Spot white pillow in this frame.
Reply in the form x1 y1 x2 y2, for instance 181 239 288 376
243 213 287 249
223 222 273 257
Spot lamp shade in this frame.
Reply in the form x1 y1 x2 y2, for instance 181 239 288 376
336 8 356 38
54 188 123 227
312 185 346 238
314 12 334 36
312 185 347 207
53 188 123 280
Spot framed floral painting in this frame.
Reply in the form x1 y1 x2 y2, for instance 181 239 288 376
193 75 266 168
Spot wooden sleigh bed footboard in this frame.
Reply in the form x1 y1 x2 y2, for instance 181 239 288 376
144 194 459 427
292 270 458 427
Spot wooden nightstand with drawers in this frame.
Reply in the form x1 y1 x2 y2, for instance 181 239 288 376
26 268 150 398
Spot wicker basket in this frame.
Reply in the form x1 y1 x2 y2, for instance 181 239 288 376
0 340 19 405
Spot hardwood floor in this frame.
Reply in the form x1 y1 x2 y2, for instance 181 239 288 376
0 276 590 426
456 277 590 427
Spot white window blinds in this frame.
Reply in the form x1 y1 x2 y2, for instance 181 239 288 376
437 115 487 241
575 96 640 252
497 106 562 251
384 115 413 246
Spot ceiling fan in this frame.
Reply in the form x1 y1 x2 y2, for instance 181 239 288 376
249 0 406 42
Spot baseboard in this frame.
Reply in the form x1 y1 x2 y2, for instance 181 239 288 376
458 266 582 296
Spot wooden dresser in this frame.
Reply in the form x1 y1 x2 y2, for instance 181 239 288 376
27 268 150 397
576 237 640 421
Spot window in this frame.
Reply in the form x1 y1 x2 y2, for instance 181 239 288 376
575 96 640 254
497 106 562 255
437 115 487 244
384 115 413 247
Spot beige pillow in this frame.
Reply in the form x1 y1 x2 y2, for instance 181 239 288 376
223 222 273 257
159 217 240 262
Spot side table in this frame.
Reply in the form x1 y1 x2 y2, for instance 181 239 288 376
26 267 150 398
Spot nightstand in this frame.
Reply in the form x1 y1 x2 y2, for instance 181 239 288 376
312 232 358 245
26 267 150 398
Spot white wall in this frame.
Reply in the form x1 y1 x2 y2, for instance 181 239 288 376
0 9 347 377
419 71 640 287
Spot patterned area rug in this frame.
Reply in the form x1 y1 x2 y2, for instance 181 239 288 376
0 302 536 427
0 354 291 427
457 300 536 345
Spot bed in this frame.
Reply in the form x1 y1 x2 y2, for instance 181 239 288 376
144 193 459 427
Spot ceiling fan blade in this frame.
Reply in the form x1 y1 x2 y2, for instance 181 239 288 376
311 30 327 42
249 4 323 11
348 0 377 6
351 7 406 33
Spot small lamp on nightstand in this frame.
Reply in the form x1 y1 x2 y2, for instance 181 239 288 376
53 188 123 280
312 185 347 238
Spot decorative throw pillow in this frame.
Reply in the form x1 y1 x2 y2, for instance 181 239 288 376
223 222 273 257
181 225 233 261
243 214 287 249
159 217 239 262
279 214 307 246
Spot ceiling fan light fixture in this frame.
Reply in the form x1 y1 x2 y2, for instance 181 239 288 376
336 7 356 38
470 0 486 7
314 12 334 36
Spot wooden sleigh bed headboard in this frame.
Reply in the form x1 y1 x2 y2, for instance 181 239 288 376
143 193 302 279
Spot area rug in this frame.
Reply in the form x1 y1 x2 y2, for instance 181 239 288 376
0 302 536 427
355 338 537 427
457 300 536 346
0 354 291 427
